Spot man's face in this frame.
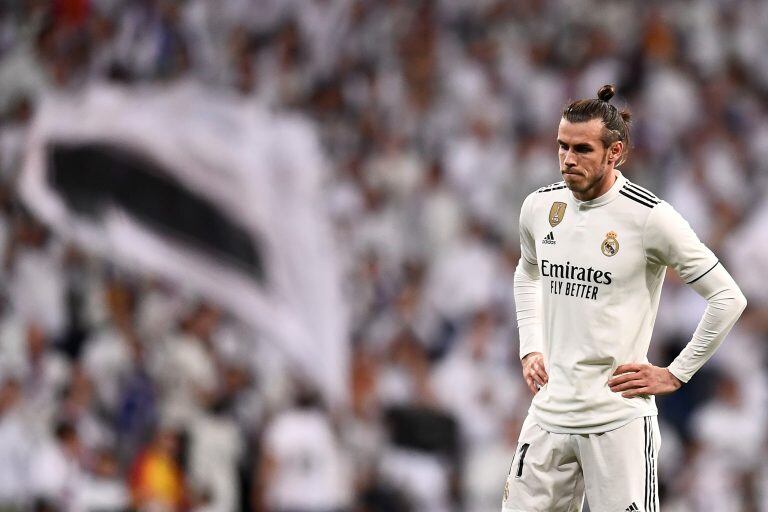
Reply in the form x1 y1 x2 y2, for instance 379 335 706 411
557 118 617 199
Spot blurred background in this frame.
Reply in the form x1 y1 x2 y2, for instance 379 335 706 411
0 0 767 511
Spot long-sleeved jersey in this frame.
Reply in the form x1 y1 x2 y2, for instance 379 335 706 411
514 171 745 433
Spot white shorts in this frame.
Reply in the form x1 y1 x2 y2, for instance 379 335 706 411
501 415 660 512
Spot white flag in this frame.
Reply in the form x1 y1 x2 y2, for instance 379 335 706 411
20 83 349 406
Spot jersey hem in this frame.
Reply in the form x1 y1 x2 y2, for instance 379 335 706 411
529 408 658 435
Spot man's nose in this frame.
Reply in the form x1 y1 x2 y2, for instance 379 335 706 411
563 149 577 167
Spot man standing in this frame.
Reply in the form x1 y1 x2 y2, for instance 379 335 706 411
504 85 747 512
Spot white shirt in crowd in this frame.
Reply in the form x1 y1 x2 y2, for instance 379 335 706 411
82 327 135 414
77 474 129 512
29 438 83 511
431 326 522 446
189 412 244 512
263 407 350 511
152 332 218 425
0 402 34 507
427 234 497 321
9 245 67 337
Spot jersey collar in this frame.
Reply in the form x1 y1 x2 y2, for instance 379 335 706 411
570 170 626 209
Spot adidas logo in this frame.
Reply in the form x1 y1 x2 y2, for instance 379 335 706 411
542 231 556 245
625 502 639 511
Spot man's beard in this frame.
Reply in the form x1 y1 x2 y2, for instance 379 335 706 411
563 153 610 195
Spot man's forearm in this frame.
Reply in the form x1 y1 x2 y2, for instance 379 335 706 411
667 263 747 383
514 258 544 359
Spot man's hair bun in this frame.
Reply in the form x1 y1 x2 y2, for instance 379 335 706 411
597 84 615 103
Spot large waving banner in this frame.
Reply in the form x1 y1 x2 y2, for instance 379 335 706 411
20 83 348 406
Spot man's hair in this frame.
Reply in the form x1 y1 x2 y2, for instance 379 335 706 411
563 84 632 165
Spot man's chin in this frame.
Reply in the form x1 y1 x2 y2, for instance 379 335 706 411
562 174 583 188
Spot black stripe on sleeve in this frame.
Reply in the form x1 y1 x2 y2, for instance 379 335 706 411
625 181 660 198
622 185 660 204
685 260 720 284
624 183 660 203
619 189 656 208
628 181 659 198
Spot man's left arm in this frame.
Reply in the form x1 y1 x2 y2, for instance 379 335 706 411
609 202 747 397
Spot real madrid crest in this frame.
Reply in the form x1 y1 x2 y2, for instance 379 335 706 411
549 202 567 227
601 231 619 257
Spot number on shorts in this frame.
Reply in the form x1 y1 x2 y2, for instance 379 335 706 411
516 443 530 478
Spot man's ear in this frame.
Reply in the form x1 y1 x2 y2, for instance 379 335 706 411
609 141 623 162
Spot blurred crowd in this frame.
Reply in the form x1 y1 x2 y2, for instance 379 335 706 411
1 0 768 511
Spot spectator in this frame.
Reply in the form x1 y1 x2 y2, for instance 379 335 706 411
129 425 186 512
187 396 244 512
0 377 34 510
151 303 220 426
29 421 84 511
78 447 130 512
256 384 351 512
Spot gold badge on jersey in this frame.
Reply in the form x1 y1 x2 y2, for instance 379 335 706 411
549 202 567 227
601 231 619 257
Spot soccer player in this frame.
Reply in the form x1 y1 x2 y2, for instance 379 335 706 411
503 85 747 512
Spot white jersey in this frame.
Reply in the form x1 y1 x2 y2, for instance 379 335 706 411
263 408 350 511
519 171 718 433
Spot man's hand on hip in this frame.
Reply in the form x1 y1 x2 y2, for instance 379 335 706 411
522 352 549 395
608 364 683 398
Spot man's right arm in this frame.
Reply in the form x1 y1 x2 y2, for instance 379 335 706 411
514 194 548 394
515 257 543 359
515 259 549 394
